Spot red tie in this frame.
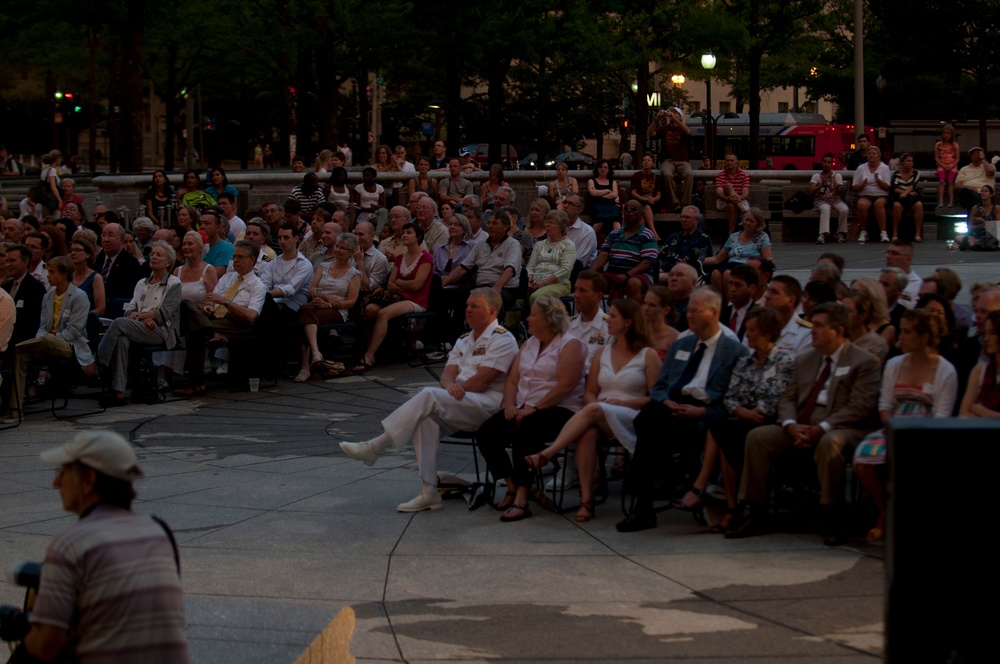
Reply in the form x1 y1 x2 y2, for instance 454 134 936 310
729 310 739 332
798 357 832 425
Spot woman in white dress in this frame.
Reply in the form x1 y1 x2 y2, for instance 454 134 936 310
524 299 661 521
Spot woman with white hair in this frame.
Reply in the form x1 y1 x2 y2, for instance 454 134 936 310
98 241 182 407
173 231 218 302
525 210 576 304
476 296 586 522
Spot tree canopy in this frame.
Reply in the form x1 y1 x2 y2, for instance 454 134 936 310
1 0 996 171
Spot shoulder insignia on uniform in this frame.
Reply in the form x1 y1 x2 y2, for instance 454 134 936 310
493 326 508 334
570 313 580 320
459 331 471 339
795 318 813 328
601 313 610 320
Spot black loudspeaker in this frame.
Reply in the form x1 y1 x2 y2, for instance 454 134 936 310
886 418 1000 664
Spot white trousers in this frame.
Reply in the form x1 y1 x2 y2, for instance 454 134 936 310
383 387 501 489
816 200 849 235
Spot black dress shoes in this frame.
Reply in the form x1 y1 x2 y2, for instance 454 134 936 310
616 510 656 533
822 530 846 546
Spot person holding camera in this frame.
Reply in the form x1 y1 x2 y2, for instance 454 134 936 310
647 106 693 210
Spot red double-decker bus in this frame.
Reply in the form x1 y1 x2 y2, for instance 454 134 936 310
686 113 870 170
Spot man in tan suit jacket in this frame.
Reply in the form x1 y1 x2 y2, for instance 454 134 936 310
728 302 880 545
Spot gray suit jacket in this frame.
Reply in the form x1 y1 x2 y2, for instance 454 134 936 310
778 340 880 431
37 283 94 366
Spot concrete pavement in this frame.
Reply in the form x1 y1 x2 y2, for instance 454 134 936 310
1 239 996 663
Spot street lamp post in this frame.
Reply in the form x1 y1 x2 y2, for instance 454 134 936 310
701 53 717 164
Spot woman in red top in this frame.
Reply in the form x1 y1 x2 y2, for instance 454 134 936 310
357 222 432 371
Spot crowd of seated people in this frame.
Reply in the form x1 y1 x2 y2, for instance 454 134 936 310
2 152 1000 549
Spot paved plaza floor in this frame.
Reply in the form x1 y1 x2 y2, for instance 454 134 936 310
2 240 996 663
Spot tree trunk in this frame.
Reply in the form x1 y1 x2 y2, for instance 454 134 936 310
315 53 341 150
445 55 462 156
87 30 98 173
119 2 145 172
295 47 314 163
358 71 371 164
486 58 511 166
978 69 988 150
163 42 178 171
107 41 119 173
748 0 760 169
635 63 649 162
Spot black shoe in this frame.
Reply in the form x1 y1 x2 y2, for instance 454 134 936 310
823 530 846 546
99 394 128 408
616 510 656 533
725 515 768 539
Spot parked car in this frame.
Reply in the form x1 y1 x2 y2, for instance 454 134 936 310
463 143 519 169
518 152 541 170
545 151 596 170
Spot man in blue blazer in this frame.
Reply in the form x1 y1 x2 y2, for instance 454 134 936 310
617 286 749 532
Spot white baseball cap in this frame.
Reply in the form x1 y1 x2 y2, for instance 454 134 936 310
40 431 143 483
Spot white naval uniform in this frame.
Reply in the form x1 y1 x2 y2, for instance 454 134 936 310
382 320 518 489
567 312 609 373
776 314 813 356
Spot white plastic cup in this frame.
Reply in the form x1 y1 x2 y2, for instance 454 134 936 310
249 378 260 392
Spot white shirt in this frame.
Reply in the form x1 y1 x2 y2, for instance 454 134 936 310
852 163 892 197
776 314 813 356
446 319 519 396
212 270 266 315
681 329 723 403
31 261 51 292
782 344 846 432
259 252 314 311
567 311 609 373
515 333 585 411
566 219 597 268
679 324 737 343
351 245 390 292
226 215 246 242
899 269 923 310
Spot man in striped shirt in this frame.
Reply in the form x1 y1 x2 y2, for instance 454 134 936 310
714 153 752 234
590 201 659 302
16 431 188 663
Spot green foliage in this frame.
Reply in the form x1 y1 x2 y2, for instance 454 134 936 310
5 0 998 167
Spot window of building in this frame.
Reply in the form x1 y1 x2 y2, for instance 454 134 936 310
719 101 731 113
688 101 700 113
777 102 789 113
803 102 817 114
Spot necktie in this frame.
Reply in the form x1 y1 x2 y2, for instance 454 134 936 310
101 256 113 280
729 310 739 332
213 275 243 318
798 357 833 425
10 277 19 301
670 342 706 401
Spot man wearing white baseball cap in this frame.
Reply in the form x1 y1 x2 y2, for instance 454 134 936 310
11 431 188 663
